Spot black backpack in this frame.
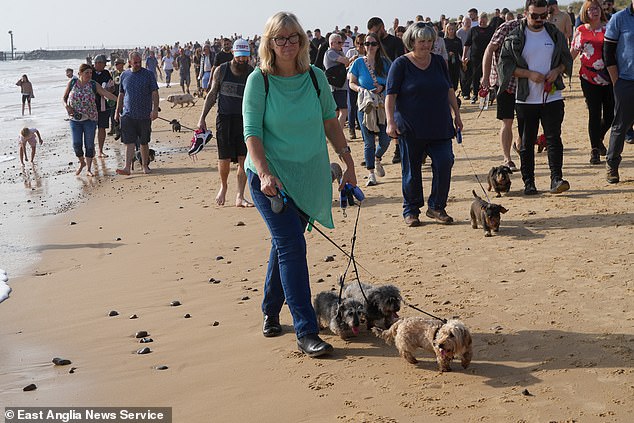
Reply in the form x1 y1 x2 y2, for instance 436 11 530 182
261 67 320 98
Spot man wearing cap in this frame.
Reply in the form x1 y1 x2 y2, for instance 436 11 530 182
115 51 159 175
547 0 573 44
196 39 254 207
92 54 115 157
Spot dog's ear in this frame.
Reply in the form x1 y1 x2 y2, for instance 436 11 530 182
504 166 513 174
499 206 508 214
490 167 497 175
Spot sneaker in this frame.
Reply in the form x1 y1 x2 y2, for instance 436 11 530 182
404 214 421 227
375 159 385 177
425 208 454 224
625 128 634 144
606 165 619 184
550 179 570 194
470 97 477 104
348 129 357 140
360 160 366 167
504 160 518 172
366 173 377 186
391 154 401 164
524 181 538 196
590 149 601 165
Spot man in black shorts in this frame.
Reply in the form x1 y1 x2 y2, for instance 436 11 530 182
481 18 522 171
92 55 115 157
197 39 254 207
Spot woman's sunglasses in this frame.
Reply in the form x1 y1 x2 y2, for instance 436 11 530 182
364 41 379 47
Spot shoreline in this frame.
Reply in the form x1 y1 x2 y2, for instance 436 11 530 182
1 77 634 421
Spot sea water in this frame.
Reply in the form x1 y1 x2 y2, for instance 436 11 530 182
0 59 111 301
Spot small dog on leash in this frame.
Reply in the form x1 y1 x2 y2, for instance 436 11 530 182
314 291 366 339
131 148 156 170
373 317 473 372
470 190 508 237
343 282 402 330
487 165 512 197
170 119 181 132
166 93 196 108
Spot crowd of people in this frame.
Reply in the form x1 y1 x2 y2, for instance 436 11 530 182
48 1 634 356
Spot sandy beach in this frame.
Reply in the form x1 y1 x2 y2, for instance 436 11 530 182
1 71 633 422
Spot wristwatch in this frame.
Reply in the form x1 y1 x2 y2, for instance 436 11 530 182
337 146 351 156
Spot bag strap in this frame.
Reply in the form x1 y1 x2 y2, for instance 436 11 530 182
363 56 380 88
261 67 320 98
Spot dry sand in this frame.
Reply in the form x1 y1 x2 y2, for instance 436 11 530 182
1 71 633 422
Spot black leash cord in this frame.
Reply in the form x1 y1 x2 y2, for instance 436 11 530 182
156 116 197 132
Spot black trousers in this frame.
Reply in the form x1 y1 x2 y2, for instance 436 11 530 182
460 61 473 98
515 100 565 185
471 55 484 98
580 78 614 151
607 79 634 169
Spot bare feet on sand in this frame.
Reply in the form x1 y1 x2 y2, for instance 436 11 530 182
76 161 86 175
116 168 131 176
98 152 109 158
236 197 254 208
86 170 94 177
143 166 152 174
215 186 228 206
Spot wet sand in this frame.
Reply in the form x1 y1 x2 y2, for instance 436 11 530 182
1 74 633 422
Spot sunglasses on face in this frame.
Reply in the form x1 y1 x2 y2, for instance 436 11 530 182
588 6 601 12
364 41 379 47
529 12 549 20
273 33 300 46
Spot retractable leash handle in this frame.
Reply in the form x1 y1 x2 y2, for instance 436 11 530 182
267 188 288 214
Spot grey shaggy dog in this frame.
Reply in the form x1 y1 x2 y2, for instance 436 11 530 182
314 291 366 339
343 282 402 330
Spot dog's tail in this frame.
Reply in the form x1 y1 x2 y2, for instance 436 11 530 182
371 319 402 345
472 189 480 199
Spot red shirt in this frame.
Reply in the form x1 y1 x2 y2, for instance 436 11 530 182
571 24 611 86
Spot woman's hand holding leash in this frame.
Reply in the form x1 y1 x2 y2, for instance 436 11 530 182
339 167 357 192
259 173 283 197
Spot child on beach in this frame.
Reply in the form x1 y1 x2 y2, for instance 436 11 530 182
18 127 43 165
16 75 34 116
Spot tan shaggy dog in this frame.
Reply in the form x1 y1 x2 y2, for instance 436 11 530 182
373 317 473 372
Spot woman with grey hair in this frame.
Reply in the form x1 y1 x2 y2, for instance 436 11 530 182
385 22 462 227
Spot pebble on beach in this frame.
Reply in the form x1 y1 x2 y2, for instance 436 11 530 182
108 310 119 317
184 313 191 318
23 383 37 392
52 357 72 366
139 338 153 343
170 300 181 307
69 367 77 374
236 221 245 226
155 365 168 370
324 256 335 262
135 331 149 338
216 256 224 260
129 314 138 319
70 221 77 225
136 347 151 355
209 278 220 284
212 321 220 326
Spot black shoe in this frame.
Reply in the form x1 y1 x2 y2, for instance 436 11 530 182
297 334 333 357
470 97 477 104
550 179 570 194
606 165 619 184
391 155 401 164
598 144 607 156
262 315 282 337
590 149 601 165
524 181 538 195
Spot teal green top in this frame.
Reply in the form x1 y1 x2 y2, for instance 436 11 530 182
243 65 337 228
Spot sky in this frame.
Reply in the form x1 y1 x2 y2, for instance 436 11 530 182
2 1 526 51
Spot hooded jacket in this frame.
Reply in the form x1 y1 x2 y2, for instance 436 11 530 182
498 20 573 101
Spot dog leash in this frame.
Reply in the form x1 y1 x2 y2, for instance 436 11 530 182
402 299 447 323
336 204 370 305
156 116 197 132
456 129 492 203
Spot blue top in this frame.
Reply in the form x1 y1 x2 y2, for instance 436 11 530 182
145 56 158 76
386 54 454 140
119 68 159 120
349 57 391 90
605 5 634 81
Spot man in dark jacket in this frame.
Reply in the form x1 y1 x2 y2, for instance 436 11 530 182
499 0 573 195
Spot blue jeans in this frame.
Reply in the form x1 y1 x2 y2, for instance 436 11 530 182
247 170 319 339
399 137 454 217
607 79 634 169
358 111 391 170
70 119 97 158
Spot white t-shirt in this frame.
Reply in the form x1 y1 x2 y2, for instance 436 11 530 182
342 36 354 55
517 27 563 105
162 56 175 71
